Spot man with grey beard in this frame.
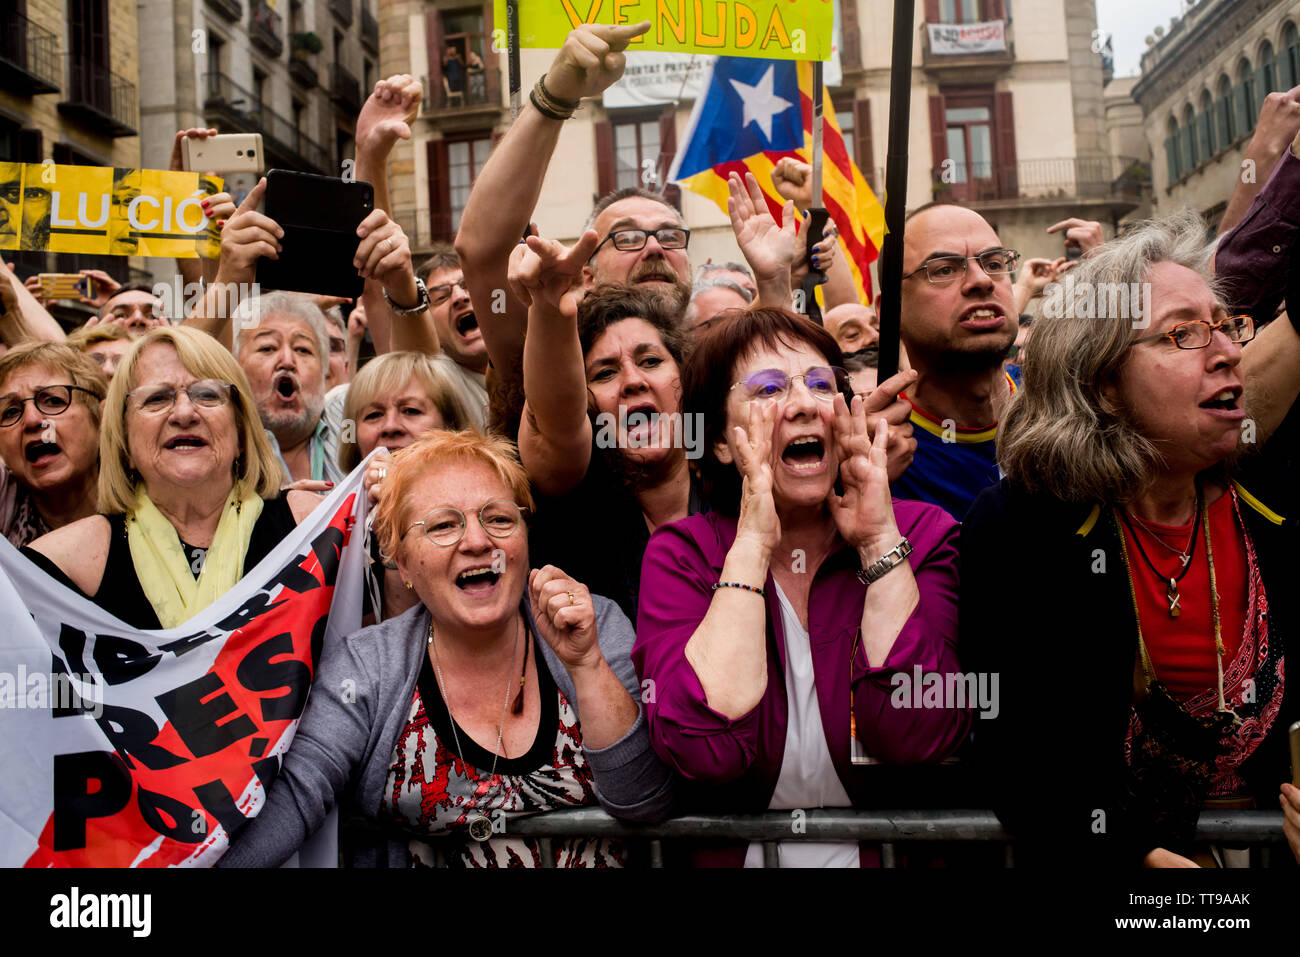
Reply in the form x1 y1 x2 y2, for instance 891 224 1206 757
233 292 340 484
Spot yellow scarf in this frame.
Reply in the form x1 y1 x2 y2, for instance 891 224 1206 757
127 483 264 628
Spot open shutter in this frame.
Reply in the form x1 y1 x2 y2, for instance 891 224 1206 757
994 91 1017 198
1234 82 1252 134
594 120 615 197
658 108 681 209
483 1 501 106
853 98 874 190
1280 51 1296 90
985 0 1005 21
928 93 947 186
1197 110 1213 158
1164 134 1180 184
924 0 940 24
1179 124 1193 172
840 0 862 69
426 138 450 241
1215 98 1230 148
1255 64 1270 101
426 9 445 106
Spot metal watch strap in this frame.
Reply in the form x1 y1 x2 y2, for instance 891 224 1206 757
856 538 914 585
383 276 430 316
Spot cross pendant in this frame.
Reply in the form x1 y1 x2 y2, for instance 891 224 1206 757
1166 578 1180 618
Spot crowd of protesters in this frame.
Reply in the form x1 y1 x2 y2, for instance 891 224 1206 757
1 20 1298 870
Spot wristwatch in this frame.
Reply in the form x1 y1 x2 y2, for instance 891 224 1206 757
856 538 913 585
383 276 430 316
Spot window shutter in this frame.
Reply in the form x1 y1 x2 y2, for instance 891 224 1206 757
657 108 681 209
1197 110 1213 158
483 2 501 105
1280 52 1296 90
1179 124 1193 173
924 0 940 24
426 138 450 242
1233 82 1252 134
928 93 947 183
1215 98 1230 148
426 10 445 105
853 98 874 190
594 120 615 197
994 91 1017 197
1255 64 1270 101
1164 134 1180 184
985 0 1005 21
840 0 862 69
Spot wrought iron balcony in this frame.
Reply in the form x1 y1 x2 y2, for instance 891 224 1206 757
0 12 61 95
289 56 318 89
422 66 499 112
204 0 243 23
331 62 361 114
360 6 379 53
930 156 1147 205
57 57 137 137
250 0 284 58
330 0 353 27
203 72 328 173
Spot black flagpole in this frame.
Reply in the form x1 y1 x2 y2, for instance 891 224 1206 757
876 0 915 382
507 0 521 120
800 60 829 326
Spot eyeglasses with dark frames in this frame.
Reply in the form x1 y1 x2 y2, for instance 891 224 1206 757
0 385 102 428
902 249 1021 284
1131 314 1256 350
593 227 691 255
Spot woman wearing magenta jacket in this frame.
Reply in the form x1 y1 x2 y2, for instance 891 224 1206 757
633 309 969 867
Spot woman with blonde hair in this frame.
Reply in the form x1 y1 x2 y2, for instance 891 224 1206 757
962 210 1300 868
23 326 321 629
339 351 475 621
220 429 672 867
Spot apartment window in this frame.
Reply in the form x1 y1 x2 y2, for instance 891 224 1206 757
253 68 268 115
594 108 681 207
929 89 1015 201
289 0 303 35
364 58 374 94
939 0 980 23
834 95 856 167
292 99 305 133
426 131 492 241
1258 41 1277 96
208 34 225 96
1216 75 1234 144
1236 59 1256 134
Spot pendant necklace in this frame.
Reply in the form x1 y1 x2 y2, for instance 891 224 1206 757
1119 492 1202 618
1126 510 1195 567
428 614 523 842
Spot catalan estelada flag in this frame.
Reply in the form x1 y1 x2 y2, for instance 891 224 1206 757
669 57 884 303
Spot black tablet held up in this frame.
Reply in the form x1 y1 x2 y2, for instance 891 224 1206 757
255 169 373 299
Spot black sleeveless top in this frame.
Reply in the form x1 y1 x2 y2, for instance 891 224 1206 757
21 493 298 630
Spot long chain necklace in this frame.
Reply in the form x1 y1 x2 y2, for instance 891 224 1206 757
1116 502 1241 724
427 614 522 842
1119 492 1202 618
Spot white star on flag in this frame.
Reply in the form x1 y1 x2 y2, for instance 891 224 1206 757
728 66 795 143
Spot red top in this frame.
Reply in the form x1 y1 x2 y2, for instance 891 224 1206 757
1120 491 1248 700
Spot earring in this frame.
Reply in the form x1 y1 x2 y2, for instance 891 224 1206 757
404 581 413 590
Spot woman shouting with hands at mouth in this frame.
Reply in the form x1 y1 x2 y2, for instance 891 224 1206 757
632 309 969 868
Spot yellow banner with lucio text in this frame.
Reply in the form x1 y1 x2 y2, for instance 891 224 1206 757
0 163 224 258
492 0 834 60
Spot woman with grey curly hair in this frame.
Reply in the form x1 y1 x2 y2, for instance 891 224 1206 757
962 209 1300 869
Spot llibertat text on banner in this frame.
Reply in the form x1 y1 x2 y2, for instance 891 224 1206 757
0 459 372 867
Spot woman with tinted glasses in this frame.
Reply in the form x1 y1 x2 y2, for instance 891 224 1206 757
22 326 320 629
962 211 1300 867
219 430 672 867
0 342 107 546
632 308 969 868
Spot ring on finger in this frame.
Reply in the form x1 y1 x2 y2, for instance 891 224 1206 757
566 590 576 606
377 466 387 481
382 237 393 253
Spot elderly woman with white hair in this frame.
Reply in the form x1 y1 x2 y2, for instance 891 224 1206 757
23 326 320 629
962 210 1300 868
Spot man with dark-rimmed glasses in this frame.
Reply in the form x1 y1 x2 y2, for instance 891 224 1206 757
891 203 1028 520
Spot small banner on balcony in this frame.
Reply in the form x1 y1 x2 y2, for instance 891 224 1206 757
0 163 224 259
494 0 834 61
926 20 1006 55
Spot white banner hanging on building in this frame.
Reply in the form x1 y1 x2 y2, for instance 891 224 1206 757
927 20 1007 55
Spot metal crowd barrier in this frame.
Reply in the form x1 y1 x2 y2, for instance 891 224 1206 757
485 808 1290 868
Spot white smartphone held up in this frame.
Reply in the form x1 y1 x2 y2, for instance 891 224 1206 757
181 133 264 174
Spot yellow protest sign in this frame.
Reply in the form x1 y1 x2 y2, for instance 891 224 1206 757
0 163 223 259
493 0 833 60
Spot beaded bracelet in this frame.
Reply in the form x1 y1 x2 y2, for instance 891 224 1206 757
712 581 765 597
530 74 579 120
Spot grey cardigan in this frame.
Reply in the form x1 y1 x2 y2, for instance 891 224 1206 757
219 596 674 867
